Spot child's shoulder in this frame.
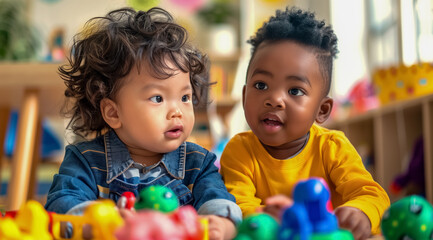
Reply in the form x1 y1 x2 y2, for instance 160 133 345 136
66 134 106 155
311 124 351 145
185 141 211 155
229 131 257 143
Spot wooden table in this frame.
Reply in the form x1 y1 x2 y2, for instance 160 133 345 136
0 62 65 211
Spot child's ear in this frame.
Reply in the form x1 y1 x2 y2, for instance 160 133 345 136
100 98 121 129
315 97 333 124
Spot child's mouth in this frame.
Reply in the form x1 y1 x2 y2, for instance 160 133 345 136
262 118 283 133
165 126 183 138
263 118 282 126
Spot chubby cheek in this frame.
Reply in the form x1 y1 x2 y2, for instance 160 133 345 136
183 110 195 136
243 97 260 125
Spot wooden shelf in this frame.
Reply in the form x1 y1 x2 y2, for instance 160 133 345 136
323 94 433 203
0 62 64 116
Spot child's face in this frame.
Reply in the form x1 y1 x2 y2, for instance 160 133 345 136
243 41 328 149
108 61 194 155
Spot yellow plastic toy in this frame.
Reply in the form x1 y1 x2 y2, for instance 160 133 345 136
0 200 52 240
0 199 124 240
51 199 124 240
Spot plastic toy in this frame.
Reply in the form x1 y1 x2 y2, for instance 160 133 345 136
279 178 353 240
234 212 279 240
135 185 179 213
50 199 124 240
390 136 425 196
372 62 433 105
381 195 433 240
0 200 52 240
116 185 206 240
117 191 136 210
116 205 205 240
1 185 208 240
0 200 124 240
345 78 379 115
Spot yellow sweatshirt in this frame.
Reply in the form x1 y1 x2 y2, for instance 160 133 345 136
220 124 390 234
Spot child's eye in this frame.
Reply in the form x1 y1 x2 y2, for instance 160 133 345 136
181 94 191 103
254 82 268 90
288 88 305 96
150 95 163 103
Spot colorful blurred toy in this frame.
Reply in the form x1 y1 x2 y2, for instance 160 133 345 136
134 185 179 213
372 63 433 105
390 136 425 197
345 78 379 115
278 178 353 240
0 200 52 240
50 200 123 240
234 212 279 240
116 185 206 240
1 185 208 240
117 191 136 210
0 199 123 240
116 205 205 240
381 195 433 240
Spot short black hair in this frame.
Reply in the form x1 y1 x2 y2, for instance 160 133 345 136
247 7 338 95
60 7 209 137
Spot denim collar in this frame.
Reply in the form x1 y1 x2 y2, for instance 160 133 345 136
104 130 185 183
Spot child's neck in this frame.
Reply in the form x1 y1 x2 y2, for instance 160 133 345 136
261 134 309 160
128 148 163 166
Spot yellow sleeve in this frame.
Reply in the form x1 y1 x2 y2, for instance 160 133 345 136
220 135 263 217
324 132 390 234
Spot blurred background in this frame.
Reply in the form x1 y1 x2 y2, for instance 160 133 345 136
1 0 433 209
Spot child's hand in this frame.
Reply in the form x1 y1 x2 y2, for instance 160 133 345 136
116 207 135 219
258 194 293 221
202 215 237 240
334 206 371 240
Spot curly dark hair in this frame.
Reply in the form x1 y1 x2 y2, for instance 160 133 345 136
247 7 338 95
60 7 209 138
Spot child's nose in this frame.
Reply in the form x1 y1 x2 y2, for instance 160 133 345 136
264 93 285 109
167 107 182 119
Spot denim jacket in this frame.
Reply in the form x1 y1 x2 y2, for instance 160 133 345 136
45 130 242 224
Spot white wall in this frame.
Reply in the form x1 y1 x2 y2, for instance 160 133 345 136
330 0 368 100
30 0 128 59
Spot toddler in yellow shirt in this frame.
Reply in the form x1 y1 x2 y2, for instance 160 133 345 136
220 6 390 240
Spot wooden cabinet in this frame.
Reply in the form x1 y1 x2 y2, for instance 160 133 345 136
189 53 240 150
324 93 433 203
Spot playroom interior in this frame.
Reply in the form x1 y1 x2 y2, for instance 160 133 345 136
1 0 433 239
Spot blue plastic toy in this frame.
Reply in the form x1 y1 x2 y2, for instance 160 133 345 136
279 178 353 240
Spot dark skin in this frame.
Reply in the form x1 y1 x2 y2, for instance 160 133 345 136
244 40 371 240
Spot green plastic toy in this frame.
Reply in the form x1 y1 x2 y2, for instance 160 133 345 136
134 185 179 213
381 195 433 240
234 213 279 240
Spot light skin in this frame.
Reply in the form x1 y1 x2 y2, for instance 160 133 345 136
244 40 371 240
100 60 236 240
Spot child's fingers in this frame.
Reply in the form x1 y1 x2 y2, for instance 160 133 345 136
206 215 224 240
262 205 282 220
334 207 351 225
351 222 370 240
265 194 293 206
